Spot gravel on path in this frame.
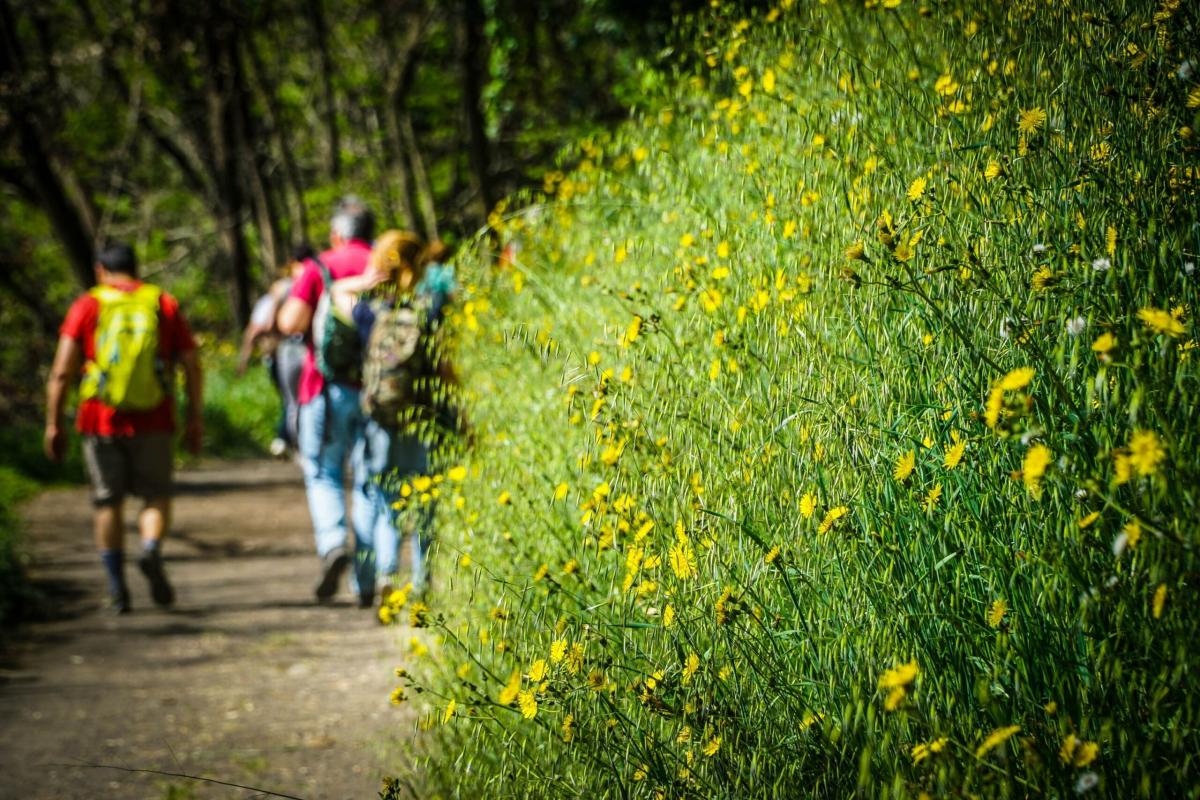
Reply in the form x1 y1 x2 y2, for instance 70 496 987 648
0 459 417 800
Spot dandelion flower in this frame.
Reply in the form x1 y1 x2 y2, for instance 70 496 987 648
922 483 942 512
1023 444 1052 499
987 598 1008 628
663 604 676 628
518 689 538 719
944 438 967 469
879 659 919 689
442 699 457 724
1066 316 1086 337
561 713 574 742
845 241 865 260
1017 106 1047 134
1127 430 1165 476
799 492 817 519
893 449 916 481
999 367 1035 391
1137 307 1185 337
549 638 568 663
498 669 522 706
1077 511 1100 529
447 465 468 482
1060 734 1100 767
703 736 721 757
975 725 1020 758
529 659 547 682
669 537 698 580
816 505 849 533
1091 257 1111 272
911 737 948 764
1153 584 1167 619
683 652 700 684
907 176 928 201
984 160 1003 180
1091 332 1117 354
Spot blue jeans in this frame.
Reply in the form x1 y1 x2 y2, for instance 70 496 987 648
353 419 433 594
298 384 366 565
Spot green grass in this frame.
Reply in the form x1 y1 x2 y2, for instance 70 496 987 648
378 1 1200 797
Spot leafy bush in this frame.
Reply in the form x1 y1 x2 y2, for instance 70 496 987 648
383 1 1199 797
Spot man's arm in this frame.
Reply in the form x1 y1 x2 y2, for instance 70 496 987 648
179 348 204 455
276 296 313 336
44 335 83 462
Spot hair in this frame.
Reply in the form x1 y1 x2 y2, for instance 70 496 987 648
423 239 451 266
369 230 428 289
330 196 375 242
291 242 316 263
96 241 137 277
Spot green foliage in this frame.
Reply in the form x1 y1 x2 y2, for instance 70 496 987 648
385 1 1200 797
0 466 41 629
198 344 280 459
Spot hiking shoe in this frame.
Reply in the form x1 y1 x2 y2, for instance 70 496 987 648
314 547 350 602
139 550 175 607
269 437 288 458
109 586 132 615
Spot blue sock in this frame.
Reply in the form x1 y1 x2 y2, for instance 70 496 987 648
99 549 126 596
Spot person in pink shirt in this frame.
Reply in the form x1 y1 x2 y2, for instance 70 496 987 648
277 197 375 603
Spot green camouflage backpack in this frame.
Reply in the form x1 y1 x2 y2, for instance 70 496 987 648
312 258 363 385
79 284 166 411
360 297 433 427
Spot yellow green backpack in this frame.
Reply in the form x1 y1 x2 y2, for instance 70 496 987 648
79 284 166 411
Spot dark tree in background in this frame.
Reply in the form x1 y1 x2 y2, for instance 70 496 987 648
0 0 706 417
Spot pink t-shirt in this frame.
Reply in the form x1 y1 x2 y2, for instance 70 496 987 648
290 239 372 404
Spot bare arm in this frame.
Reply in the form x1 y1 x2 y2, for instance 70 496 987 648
237 322 269 375
179 348 204 454
277 297 313 336
44 335 83 461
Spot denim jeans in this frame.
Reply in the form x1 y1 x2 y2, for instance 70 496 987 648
297 384 365 565
353 418 433 594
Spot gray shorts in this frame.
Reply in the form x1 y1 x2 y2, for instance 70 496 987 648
82 433 175 506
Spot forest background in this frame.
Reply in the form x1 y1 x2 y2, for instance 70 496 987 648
0 0 699 622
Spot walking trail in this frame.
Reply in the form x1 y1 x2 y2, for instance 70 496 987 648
0 459 416 800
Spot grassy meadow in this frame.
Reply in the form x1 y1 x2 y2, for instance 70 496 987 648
385 0 1200 796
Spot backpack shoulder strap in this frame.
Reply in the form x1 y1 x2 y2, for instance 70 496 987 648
313 256 333 291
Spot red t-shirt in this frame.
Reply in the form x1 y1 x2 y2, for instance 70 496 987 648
289 239 372 405
60 280 196 437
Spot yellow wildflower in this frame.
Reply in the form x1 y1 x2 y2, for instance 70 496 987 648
1017 107 1047 134
911 737 948 764
799 492 817 519
907 176 928 201
549 638 567 663
701 288 723 313
497 490 512 506
879 659 919 689
999 366 1035 391
669 536 698 580
1127 430 1165 476
893 449 916 482
817 505 849 533
1137 307 1185 337
663 604 676 628
944 437 966 469
703 736 721 757
518 689 538 719
987 598 1007 628
561 713 574 743
529 659 547 683
1060 734 1100 767
683 652 700 684
976 725 1020 758
447 465 467 482
845 241 866 260
442 699 457 724
922 483 942 512
1023 444 1052 499
1077 511 1101 529
1091 332 1117 355
1153 584 1167 619
498 669 522 706
984 160 1003 180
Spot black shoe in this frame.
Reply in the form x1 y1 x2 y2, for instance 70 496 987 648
139 550 175 607
358 593 374 610
109 586 132 615
315 547 349 602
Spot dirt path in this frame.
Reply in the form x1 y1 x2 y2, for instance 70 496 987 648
0 460 415 800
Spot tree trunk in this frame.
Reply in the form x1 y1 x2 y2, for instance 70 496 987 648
304 0 341 181
458 0 495 224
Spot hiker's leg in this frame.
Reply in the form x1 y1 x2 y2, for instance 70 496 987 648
392 435 431 593
94 501 124 550
298 389 351 559
138 498 170 545
276 339 305 447
350 421 386 600
84 436 130 607
129 432 175 547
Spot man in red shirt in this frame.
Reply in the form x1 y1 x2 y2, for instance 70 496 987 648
44 242 203 613
277 197 374 603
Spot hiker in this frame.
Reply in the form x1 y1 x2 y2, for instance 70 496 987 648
238 244 312 456
328 231 442 605
416 239 458 329
43 242 203 614
276 197 374 603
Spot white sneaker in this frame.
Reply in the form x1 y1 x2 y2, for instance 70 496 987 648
269 438 288 458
